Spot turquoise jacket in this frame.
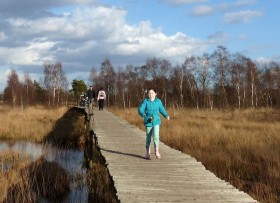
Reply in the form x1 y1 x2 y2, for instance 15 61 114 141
138 97 169 127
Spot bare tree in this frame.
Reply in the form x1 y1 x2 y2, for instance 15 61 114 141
4 70 22 106
23 73 35 105
144 57 171 106
261 67 274 107
271 62 280 106
100 58 116 106
159 59 171 106
138 65 149 101
246 59 258 109
146 57 161 89
44 63 52 106
231 54 247 109
211 46 231 108
89 66 97 85
115 68 128 109
195 53 212 108
126 64 142 107
44 62 68 107
184 56 198 108
172 65 185 107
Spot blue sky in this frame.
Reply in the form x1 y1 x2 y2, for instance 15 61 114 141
0 0 279 91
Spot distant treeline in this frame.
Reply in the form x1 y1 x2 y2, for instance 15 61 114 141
2 46 280 109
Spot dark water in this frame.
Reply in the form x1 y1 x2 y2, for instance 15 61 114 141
0 141 88 202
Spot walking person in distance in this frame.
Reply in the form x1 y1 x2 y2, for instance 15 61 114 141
97 87 106 110
87 85 95 104
138 88 170 159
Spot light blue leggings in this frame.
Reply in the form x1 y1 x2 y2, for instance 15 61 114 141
146 125 160 149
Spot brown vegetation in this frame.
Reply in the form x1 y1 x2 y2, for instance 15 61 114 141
0 105 71 202
43 107 86 148
0 156 70 203
85 131 119 203
0 105 68 142
0 105 118 202
109 107 280 203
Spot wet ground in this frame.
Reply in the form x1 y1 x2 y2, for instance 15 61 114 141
0 141 88 202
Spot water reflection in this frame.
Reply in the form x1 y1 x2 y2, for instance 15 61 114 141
0 141 88 203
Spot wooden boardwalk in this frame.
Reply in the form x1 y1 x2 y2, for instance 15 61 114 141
93 108 258 203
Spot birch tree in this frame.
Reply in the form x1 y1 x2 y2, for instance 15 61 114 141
100 58 116 106
23 73 35 105
116 69 128 109
211 46 231 108
172 65 185 107
195 53 212 108
231 54 247 109
246 59 258 109
44 62 68 107
184 56 198 108
4 69 21 106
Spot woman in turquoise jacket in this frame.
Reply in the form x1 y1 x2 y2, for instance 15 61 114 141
138 88 170 159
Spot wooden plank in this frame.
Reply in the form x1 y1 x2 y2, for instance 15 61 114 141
93 109 258 203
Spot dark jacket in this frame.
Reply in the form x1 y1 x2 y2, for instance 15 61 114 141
87 89 95 99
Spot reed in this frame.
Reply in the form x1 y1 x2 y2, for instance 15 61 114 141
0 159 70 203
109 107 280 203
0 105 68 142
0 105 118 202
0 151 30 201
0 105 71 202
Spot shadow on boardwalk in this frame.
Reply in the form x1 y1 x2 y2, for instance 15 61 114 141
94 108 258 203
101 147 147 160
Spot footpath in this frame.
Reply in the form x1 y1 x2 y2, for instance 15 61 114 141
93 108 258 203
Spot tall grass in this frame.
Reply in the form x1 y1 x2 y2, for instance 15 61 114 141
109 107 280 203
0 105 68 142
0 105 70 202
0 105 119 202
0 154 70 202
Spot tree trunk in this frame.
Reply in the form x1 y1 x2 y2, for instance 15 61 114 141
53 87 56 106
237 84 241 109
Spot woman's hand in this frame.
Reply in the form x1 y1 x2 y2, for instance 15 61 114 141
167 116 170 120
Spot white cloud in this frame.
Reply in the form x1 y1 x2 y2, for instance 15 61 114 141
236 0 257 7
161 0 208 6
224 10 263 24
189 0 257 16
0 32 7 41
0 4 209 91
0 0 96 16
207 31 230 44
0 39 57 66
0 69 12 91
115 30 206 59
189 5 215 16
7 6 128 41
256 55 280 64
1 5 205 68
256 57 274 64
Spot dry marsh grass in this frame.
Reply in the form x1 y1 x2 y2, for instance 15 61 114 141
0 157 70 202
0 151 31 201
0 105 118 202
0 105 71 202
109 107 280 203
0 105 68 142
